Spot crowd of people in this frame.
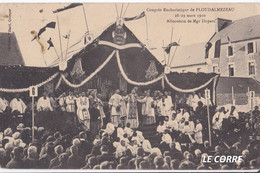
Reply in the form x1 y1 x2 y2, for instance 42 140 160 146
0 87 259 170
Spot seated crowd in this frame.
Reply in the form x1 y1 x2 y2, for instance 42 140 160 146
0 88 258 170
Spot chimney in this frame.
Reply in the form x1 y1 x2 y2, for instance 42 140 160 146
215 18 232 32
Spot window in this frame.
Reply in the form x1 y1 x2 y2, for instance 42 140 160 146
197 68 201 73
247 42 254 54
228 46 233 57
213 65 219 73
214 40 221 58
228 64 234 76
249 62 255 75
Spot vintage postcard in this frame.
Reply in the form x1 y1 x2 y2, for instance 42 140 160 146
0 2 259 171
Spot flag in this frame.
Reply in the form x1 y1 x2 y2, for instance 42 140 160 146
53 3 83 13
226 35 231 45
164 42 180 54
47 38 54 50
33 22 56 40
124 11 145 21
205 42 212 58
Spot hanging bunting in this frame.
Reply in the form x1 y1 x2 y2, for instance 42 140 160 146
0 72 59 93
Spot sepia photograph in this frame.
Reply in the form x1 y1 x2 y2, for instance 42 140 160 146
0 2 259 171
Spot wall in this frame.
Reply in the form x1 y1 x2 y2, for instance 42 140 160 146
208 38 260 80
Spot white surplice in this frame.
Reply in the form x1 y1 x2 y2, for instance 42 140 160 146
10 98 27 113
37 97 53 111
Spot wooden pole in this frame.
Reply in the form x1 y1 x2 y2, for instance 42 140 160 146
162 40 166 65
64 31 71 60
32 96 35 142
82 5 89 32
206 88 212 146
56 15 63 62
167 26 173 65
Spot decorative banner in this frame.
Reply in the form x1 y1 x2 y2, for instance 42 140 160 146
116 50 163 86
44 81 54 94
61 50 116 88
0 72 59 93
145 60 158 80
99 40 142 50
112 25 127 45
70 57 85 78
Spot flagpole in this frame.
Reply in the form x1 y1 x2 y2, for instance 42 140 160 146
162 40 166 65
42 54 47 66
65 31 71 60
145 15 149 47
82 4 89 32
56 15 63 62
122 3 129 18
167 26 174 65
120 4 124 18
115 4 119 18
52 45 60 61
169 37 181 66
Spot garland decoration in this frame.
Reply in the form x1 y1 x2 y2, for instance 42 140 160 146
0 72 59 93
99 40 142 50
164 74 216 93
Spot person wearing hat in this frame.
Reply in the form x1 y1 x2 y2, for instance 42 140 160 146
126 89 140 129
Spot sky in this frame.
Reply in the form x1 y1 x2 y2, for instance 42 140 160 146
0 3 260 67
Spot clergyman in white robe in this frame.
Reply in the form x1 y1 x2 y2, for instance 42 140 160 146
108 90 122 127
37 96 53 111
10 98 27 114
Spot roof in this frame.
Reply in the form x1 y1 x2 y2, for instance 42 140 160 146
171 42 206 68
216 76 260 93
210 15 260 44
0 32 24 66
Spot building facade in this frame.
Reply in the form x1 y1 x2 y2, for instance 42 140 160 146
171 15 260 82
206 15 260 81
